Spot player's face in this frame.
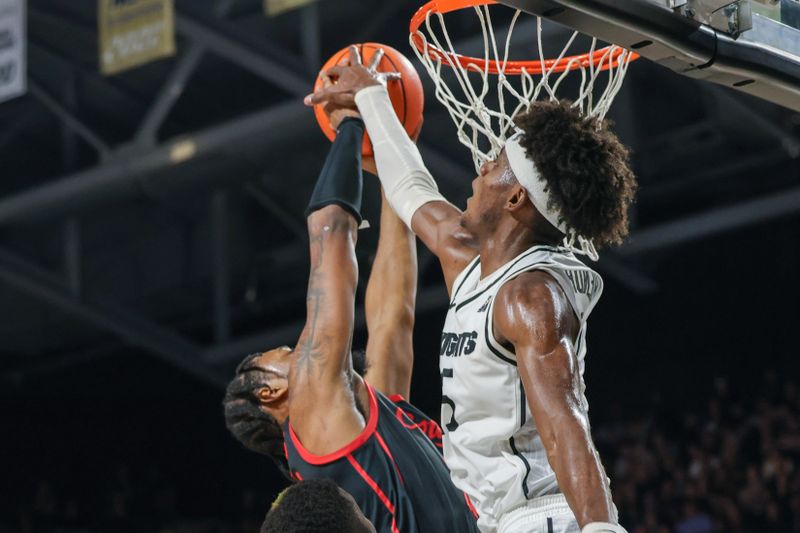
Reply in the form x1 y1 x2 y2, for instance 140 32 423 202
461 150 517 235
248 346 292 424
338 487 377 533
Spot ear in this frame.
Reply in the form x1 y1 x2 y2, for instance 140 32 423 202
505 184 529 213
255 385 288 407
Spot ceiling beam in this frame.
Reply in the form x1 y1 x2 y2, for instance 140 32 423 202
596 254 658 293
0 247 223 387
0 101 311 225
300 3 321 75
28 79 111 157
135 0 241 146
2 13 540 227
134 43 206 146
620 185 800 256
244 181 308 239
175 14 309 96
641 148 789 199
702 84 800 158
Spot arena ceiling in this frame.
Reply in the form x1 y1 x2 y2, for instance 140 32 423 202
1 0 799 389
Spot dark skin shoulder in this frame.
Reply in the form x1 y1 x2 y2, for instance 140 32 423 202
492 270 615 528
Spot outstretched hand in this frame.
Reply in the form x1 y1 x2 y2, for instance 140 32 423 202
304 45 401 108
319 73 361 131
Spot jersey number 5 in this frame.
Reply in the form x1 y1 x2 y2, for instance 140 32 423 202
441 368 459 431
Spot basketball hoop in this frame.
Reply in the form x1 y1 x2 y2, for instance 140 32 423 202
409 0 640 172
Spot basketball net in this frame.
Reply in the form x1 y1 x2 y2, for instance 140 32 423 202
409 1 638 259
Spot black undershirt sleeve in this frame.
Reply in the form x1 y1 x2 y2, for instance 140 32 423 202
305 117 365 223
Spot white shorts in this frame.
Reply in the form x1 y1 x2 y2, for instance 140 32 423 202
497 494 580 533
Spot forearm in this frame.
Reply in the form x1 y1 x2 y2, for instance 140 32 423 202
289 207 367 453
292 117 364 387
366 190 417 328
293 207 359 384
364 191 416 396
549 421 615 527
355 85 453 228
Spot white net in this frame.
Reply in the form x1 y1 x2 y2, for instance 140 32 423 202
409 3 637 174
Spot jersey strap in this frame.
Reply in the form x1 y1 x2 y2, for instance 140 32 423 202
453 246 564 312
449 256 481 305
482 256 601 365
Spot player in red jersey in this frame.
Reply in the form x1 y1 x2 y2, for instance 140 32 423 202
224 97 479 533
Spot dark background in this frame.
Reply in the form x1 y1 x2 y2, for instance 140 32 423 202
1 0 800 531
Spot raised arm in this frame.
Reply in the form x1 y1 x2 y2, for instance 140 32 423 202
493 272 619 530
288 117 367 456
363 189 417 398
306 46 477 293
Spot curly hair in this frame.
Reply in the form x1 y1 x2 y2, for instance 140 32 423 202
223 352 289 475
261 478 365 533
514 99 637 248
223 350 368 476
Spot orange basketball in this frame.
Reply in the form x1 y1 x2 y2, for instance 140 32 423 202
313 43 424 157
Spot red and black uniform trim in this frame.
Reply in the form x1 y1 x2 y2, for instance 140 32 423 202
387 394 444 450
284 382 479 533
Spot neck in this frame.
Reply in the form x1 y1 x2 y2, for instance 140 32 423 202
478 220 558 279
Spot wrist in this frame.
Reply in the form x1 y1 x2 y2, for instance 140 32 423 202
337 116 364 132
582 523 626 533
354 84 389 110
306 114 364 223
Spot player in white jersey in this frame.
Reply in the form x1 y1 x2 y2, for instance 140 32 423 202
307 47 637 533
441 244 607 531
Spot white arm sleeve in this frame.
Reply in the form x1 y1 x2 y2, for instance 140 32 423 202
582 523 627 533
354 85 454 229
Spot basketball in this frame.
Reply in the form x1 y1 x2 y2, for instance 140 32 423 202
313 43 424 157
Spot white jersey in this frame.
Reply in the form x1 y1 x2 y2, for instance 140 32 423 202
440 245 604 532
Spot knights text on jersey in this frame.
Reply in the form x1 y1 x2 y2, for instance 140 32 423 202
440 245 604 532
283 381 480 533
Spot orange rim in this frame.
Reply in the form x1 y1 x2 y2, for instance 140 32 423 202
410 0 639 75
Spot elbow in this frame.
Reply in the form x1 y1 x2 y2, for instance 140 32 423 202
543 433 565 470
371 303 415 334
543 414 595 464
307 204 358 232
395 303 416 331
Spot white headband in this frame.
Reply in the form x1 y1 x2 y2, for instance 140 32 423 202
504 132 567 234
504 132 600 261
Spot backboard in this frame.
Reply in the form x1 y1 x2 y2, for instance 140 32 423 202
497 0 800 112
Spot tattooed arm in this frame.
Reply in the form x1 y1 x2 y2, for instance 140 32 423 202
287 114 368 456
289 206 363 455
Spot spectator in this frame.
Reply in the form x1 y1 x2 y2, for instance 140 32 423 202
603 369 800 531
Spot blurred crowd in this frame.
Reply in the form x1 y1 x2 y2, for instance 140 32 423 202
598 371 800 532
5 371 800 532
